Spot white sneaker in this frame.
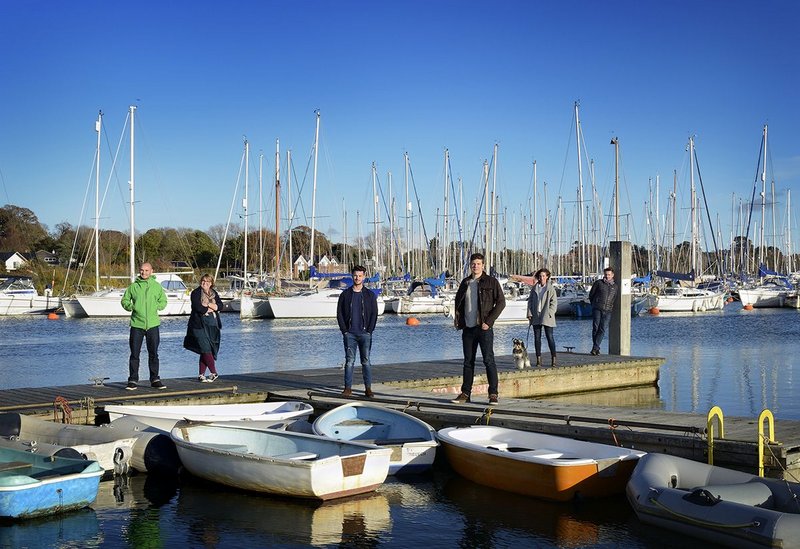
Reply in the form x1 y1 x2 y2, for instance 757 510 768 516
198 376 206 382
207 373 219 382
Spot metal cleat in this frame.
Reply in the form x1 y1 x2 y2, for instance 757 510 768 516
89 377 110 387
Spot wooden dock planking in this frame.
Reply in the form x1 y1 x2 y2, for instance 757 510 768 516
1 352 798 476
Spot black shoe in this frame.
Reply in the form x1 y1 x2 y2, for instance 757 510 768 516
125 382 137 391
488 394 498 406
590 349 600 356
151 380 167 390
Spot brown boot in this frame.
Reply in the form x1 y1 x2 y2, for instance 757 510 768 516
365 387 375 398
341 387 352 397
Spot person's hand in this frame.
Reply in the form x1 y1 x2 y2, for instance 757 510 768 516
481 322 489 330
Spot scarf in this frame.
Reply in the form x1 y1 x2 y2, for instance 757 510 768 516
201 288 217 308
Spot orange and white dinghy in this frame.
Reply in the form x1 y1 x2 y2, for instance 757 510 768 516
437 426 645 502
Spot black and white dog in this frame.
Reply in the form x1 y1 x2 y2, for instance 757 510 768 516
512 338 531 369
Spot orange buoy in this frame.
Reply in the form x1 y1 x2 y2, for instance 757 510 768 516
47 312 59 320
743 303 754 310
406 317 420 326
648 307 660 315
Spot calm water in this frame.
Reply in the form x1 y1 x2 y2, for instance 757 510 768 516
1 305 797 547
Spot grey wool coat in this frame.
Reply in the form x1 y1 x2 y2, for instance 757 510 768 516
526 282 558 327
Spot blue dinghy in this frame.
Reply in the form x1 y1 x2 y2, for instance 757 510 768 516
313 402 438 475
0 447 103 519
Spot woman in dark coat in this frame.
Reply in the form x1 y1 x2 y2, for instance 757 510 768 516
184 273 223 382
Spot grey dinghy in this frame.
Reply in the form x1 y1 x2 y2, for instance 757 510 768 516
626 453 800 548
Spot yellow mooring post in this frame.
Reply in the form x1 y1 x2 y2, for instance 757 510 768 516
707 406 724 465
758 409 776 477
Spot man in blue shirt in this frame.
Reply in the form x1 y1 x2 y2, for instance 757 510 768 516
336 265 379 397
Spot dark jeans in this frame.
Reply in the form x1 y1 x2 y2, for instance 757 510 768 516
128 326 161 383
343 332 372 388
592 309 612 352
460 325 498 396
532 325 556 356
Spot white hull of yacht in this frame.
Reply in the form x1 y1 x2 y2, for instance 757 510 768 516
0 294 61 315
495 298 529 323
655 289 725 312
61 297 88 318
268 289 385 319
397 295 446 314
737 288 789 308
239 293 273 319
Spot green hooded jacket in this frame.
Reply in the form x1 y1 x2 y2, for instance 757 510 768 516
121 275 167 329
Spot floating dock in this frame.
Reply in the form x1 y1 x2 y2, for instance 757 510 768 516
2 352 798 476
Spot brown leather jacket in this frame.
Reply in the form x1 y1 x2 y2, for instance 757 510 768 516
453 273 506 329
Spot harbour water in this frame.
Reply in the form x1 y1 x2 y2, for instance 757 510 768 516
0 304 798 547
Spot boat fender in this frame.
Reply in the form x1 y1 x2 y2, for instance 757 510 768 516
0 413 22 437
683 488 722 506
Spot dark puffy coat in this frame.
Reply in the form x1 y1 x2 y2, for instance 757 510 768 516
589 278 618 312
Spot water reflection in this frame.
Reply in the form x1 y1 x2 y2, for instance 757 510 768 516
0 508 100 548
538 385 662 408
176 478 391 547
440 473 634 548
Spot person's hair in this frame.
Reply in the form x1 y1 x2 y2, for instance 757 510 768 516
351 265 367 275
469 253 484 263
535 268 551 279
200 273 214 287
604 267 614 273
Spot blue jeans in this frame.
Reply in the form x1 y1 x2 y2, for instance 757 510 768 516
460 325 498 396
128 326 161 383
592 309 612 352
532 325 556 356
343 332 372 388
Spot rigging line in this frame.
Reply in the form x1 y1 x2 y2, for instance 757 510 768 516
372 170 407 273
692 146 723 276
213 147 246 281
406 158 436 272
447 154 466 270
742 132 765 268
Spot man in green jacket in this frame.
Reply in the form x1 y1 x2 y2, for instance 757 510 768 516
122 263 168 390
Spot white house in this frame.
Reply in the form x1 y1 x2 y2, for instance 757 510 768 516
0 252 28 271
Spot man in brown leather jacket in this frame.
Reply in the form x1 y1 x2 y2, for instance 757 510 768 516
451 253 505 405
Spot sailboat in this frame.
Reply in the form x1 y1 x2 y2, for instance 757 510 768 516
655 137 725 312
0 276 60 315
69 106 192 318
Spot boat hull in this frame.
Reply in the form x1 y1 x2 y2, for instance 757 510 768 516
313 402 438 475
269 290 385 318
627 452 800 548
437 426 643 502
0 295 61 315
105 401 314 433
0 448 103 519
171 424 392 500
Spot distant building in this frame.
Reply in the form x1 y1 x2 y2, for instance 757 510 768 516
36 250 60 266
0 252 28 271
292 254 345 278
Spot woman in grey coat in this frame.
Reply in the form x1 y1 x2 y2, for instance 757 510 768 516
526 268 558 366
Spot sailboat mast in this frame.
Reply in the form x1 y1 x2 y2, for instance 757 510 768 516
575 102 586 279
760 124 767 270
309 111 320 274
491 143 498 271
94 110 102 291
287 149 293 277
258 151 264 280
275 139 280 288
243 139 249 287
443 149 449 275
129 105 136 281
689 137 697 278
372 162 379 272
533 160 537 271
611 137 620 240
404 152 410 276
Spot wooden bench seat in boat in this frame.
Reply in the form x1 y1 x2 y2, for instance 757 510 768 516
273 451 318 461
0 461 32 473
200 443 249 453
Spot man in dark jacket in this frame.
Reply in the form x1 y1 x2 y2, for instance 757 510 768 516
451 253 506 405
588 267 619 355
336 265 379 398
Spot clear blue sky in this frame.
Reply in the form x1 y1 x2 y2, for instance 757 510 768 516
1 0 798 253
